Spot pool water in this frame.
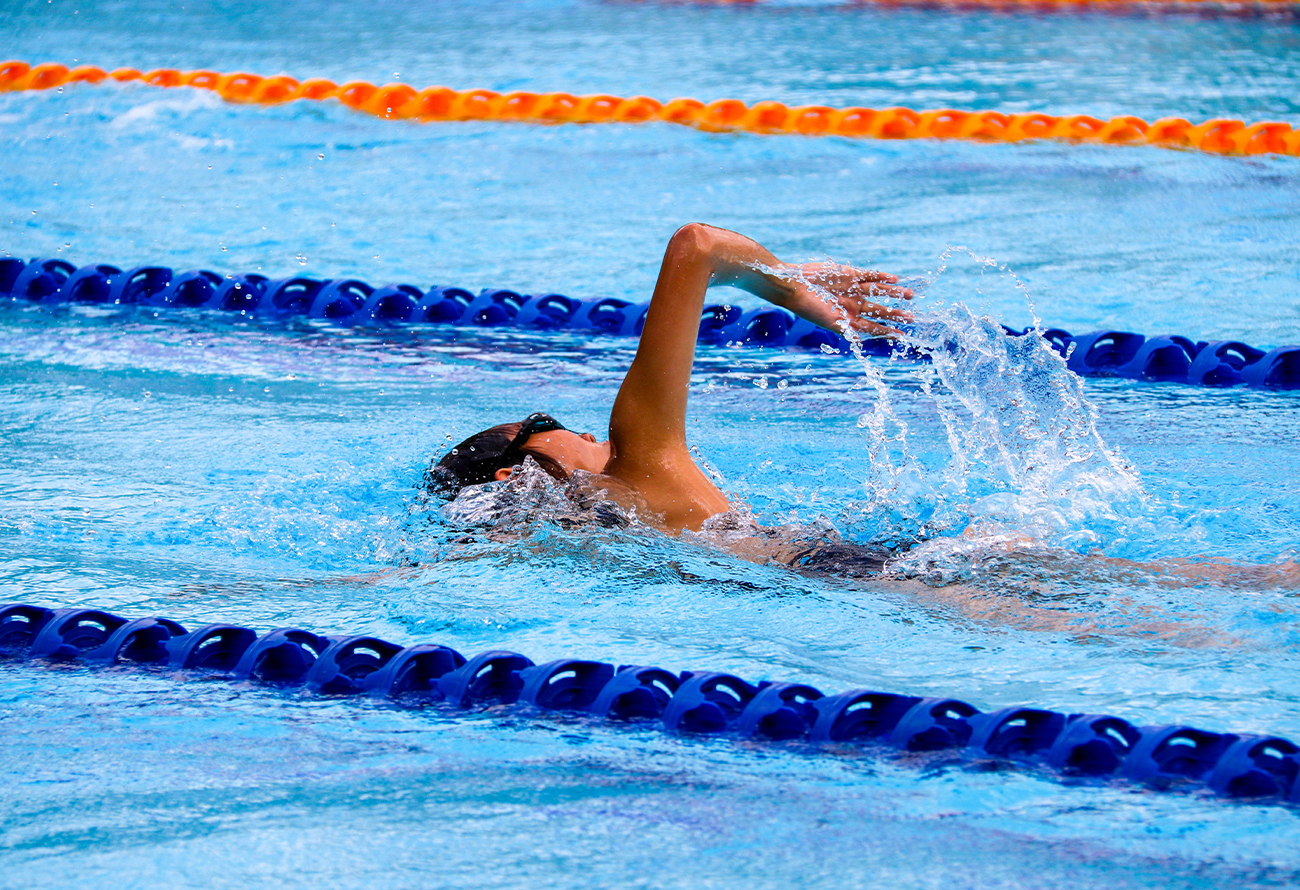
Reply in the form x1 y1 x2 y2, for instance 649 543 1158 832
3 1 1300 887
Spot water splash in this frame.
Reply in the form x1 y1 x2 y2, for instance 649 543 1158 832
777 249 1151 574
435 458 638 532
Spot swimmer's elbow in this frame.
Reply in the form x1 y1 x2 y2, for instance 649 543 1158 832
667 222 720 261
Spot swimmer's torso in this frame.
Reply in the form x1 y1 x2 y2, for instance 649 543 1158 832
571 471 893 578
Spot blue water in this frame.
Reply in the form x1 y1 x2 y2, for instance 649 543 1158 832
3 1 1300 887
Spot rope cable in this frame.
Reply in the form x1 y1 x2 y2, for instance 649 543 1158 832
2 60 1297 157
3 601 1298 805
3 256 1298 389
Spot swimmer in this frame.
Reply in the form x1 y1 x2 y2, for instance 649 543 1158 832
427 223 1300 600
429 223 913 537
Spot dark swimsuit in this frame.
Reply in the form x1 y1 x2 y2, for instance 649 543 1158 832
781 541 894 580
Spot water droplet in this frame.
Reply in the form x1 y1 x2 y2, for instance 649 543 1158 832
753 375 769 389
856 413 870 429
317 153 325 160
776 379 788 390
295 253 308 266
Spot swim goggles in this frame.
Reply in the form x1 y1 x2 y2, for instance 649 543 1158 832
501 412 568 462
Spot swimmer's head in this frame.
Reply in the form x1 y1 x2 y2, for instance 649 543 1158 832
427 412 610 495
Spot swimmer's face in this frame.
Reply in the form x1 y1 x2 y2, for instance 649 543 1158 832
493 429 611 480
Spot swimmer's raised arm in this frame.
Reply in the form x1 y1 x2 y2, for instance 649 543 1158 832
605 224 909 526
434 223 910 532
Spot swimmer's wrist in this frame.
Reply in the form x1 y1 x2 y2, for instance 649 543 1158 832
710 261 796 307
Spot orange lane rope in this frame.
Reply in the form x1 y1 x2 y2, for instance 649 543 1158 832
2 61 1297 157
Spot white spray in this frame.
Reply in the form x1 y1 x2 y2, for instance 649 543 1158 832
773 248 1150 568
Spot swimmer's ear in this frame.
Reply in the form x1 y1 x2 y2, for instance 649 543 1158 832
494 466 514 481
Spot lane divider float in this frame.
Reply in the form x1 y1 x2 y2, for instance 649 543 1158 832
2 60 1297 157
3 256 1298 389
3 601 1299 805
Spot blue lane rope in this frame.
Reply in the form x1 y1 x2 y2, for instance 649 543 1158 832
3 256 1299 389
4 602 1299 804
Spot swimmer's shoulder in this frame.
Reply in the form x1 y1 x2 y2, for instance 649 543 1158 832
601 452 733 533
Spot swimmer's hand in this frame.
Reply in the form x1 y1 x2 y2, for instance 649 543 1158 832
780 262 914 338
691 225 912 338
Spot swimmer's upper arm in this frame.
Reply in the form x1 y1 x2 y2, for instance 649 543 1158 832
607 224 784 461
606 224 911 472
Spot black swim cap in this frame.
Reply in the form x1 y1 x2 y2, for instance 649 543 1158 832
426 413 568 495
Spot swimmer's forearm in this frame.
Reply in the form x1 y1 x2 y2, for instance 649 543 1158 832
610 224 787 452
697 226 800 307
697 224 913 336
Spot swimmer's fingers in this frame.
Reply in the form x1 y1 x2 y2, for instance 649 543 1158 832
784 265 912 335
855 270 906 291
798 263 905 295
841 298 913 325
837 301 913 338
826 304 909 337
814 268 913 301
841 267 897 285
845 317 904 339
848 280 913 301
